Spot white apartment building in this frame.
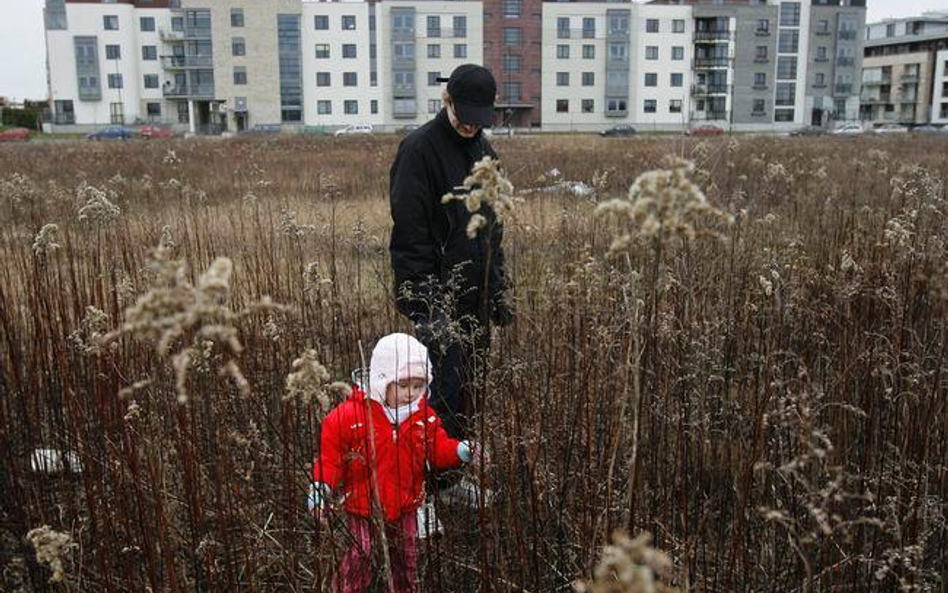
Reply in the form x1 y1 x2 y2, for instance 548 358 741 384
302 1 382 128
47 3 172 128
933 50 948 124
541 3 693 132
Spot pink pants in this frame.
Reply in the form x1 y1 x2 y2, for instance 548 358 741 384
336 513 418 593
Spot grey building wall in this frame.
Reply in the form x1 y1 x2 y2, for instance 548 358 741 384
807 4 865 125
733 5 778 125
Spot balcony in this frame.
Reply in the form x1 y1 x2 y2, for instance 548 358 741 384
838 30 857 41
901 73 919 83
557 28 598 40
694 57 730 69
162 84 214 98
836 57 855 67
159 28 185 41
862 76 891 86
161 55 212 69
53 114 76 125
834 83 853 96
159 27 210 41
163 84 188 98
694 29 732 42
860 93 890 103
692 83 730 96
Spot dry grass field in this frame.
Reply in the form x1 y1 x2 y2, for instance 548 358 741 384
1 133 946 593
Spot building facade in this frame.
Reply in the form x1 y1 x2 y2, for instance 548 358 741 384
45 0 865 133
860 12 948 126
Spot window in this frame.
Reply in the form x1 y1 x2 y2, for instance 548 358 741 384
371 100 378 114
755 46 768 61
177 101 189 124
777 56 797 80
670 73 683 87
234 67 247 85
427 99 441 114
503 81 522 101
583 44 595 59
607 98 627 113
503 0 521 19
394 71 414 86
646 19 659 33
670 99 682 113
392 13 414 30
752 99 765 114
314 15 328 30
754 72 767 87
428 71 440 86
645 46 658 60
779 2 800 27
106 45 121 60
344 100 358 114
756 19 770 34
814 72 825 87
110 102 124 124
343 72 357 86
233 37 245 56
582 99 594 113
146 102 161 117
140 17 155 32
108 73 123 89
582 72 594 86
503 27 522 46
557 44 569 59
143 74 159 89
316 72 330 86
774 108 794 122
775 82 795 105
342 15 356 30
503 54 521 72
609 43 628 60
816 46 827 60
644 99 656 113
454 16 467 38
886 23 896 37
672 46 684 60
818 19 829 33
454 44 467 58
557 17 570 39
427 44 440 58
342 44 356 58
778 30 799 53
583 17 595 38
427 16 441 37
317 101 332 115
231 8 244 27
371 72 377 86
104 15 118 30
556 99 569 113
609 13 629 34
315 44 329 58
557 72 569 86
142 46 157 61
644 73 657 87
673 19 685 33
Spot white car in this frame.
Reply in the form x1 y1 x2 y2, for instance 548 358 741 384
872 123 907 135
334 123 373 137
832 122 864 135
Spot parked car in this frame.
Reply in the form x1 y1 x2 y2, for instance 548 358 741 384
139 125 174 139
0 127 31 141
872 123 907 135
910 124 947 134
789 126 826 137
686 124 725 137
334 124 373 137
832 122 864 135
86 126 132 140
600 125 636 137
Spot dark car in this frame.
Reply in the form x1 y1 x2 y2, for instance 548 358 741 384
686 124 725 137
86 126 132 140
0 127 31 141
600 125 636 137
139 125 174 139
789 126 826 137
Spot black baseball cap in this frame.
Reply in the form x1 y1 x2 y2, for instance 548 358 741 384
437 64 496 127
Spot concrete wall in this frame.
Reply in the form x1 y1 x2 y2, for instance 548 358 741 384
930 49 948 124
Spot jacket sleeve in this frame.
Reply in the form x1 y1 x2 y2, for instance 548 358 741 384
427 412 463 470
389 142 439 323
314 407 346 489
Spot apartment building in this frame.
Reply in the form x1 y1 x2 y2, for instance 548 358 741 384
934 50 948 124
483 0 543 128
860 13 948 125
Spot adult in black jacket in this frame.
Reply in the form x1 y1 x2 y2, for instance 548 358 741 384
389 64 512 440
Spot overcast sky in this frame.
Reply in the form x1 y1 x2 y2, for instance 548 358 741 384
1 0 945 100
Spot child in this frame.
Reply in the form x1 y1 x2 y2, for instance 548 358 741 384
310 333 475 593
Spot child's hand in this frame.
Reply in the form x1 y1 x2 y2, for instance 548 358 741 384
458 441 490 468
308 482 333 524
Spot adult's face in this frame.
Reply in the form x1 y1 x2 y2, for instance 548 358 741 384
446 100 481 139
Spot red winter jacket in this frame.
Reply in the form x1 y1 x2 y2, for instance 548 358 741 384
313 387 462 522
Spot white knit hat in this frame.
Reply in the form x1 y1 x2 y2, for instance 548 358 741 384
368 333 433 408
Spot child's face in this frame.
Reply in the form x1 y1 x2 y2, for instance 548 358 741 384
385 377 427 407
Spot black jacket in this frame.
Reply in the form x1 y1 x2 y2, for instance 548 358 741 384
389 109 509 325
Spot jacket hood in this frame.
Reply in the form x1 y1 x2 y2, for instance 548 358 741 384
368 333 433 410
